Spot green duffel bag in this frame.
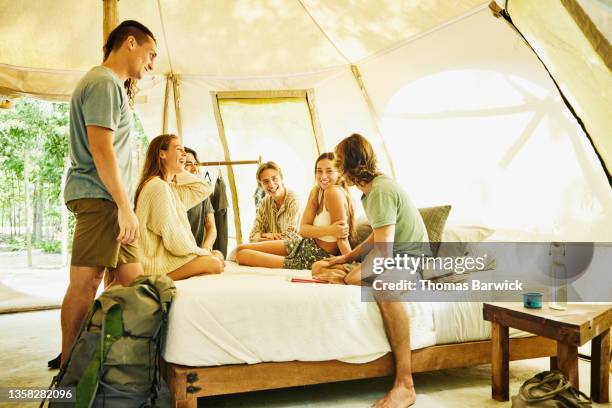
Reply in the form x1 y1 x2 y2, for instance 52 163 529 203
511 370 591 408
44 274 175 408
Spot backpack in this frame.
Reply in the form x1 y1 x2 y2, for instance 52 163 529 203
43 274 175 408
511 370 591 408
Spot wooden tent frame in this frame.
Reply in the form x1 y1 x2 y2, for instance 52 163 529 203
210 90 323 245
196 157 262 167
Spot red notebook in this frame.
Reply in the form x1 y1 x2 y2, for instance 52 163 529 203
290 277 329 284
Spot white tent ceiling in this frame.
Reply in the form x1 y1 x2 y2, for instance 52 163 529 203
0 0 485 76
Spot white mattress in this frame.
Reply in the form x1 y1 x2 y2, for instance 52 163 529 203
163 262 525 367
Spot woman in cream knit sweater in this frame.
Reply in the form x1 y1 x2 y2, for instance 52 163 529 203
134 134 224 279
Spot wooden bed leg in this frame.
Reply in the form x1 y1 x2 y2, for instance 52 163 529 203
172 396 197 408
163 361 199 408
491 322 509 401
591 329 610 403
549 355 558 370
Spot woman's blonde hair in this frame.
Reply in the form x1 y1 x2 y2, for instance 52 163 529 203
334 133 381 186
134 134 177 207
255 161 283 187
312 152 356 243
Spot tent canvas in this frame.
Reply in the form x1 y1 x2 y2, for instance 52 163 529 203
0 0 610 243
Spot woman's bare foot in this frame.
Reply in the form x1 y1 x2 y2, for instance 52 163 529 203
371 383 416 408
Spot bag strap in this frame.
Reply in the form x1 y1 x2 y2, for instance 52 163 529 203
148 328 163 406
38 373 64 408
75 303 122 408
38 300 100 408
557 386 592 407
520 371 572 403
151 277 176 315
148 301 172 407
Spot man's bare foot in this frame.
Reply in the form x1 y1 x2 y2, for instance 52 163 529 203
371 384 416 408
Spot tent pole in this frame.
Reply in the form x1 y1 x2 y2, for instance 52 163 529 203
102 0 119 45
172 75 183 141
162 74 172 134
102 0 119 287
60 156 70 267
560 0 611 71
306 89 324 154
24 150 32 267
350 65 397 180
491 1 611 185
211 92 244 245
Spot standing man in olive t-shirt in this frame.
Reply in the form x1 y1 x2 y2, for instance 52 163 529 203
59 20 157 368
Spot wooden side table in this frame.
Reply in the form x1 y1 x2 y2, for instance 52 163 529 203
483 302 611 403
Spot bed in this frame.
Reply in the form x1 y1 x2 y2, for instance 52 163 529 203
160 262 556 407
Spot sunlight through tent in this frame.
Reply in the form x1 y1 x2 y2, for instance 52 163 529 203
216 95 319 242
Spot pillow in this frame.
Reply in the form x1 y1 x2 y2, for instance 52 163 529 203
442 224 495 242
418 205 452 257
352 206 452 257
421 253 497 280
437 225 495 258
422 224 496 280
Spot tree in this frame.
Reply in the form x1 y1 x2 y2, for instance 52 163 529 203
0 97 149 257
0 99 69 254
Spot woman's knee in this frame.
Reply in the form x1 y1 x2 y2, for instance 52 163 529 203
235 249 250 265
211 257 224 274
200 256 224 274
212 250 225 261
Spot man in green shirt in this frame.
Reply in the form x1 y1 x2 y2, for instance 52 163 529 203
361 174 429 258
313 134 428 408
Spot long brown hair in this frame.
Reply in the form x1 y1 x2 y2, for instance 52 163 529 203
103 20 156 107
134 134 177 207
313 152 356 243
334 133 381 186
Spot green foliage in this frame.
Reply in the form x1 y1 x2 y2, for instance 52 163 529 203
0 97 149 253
35 239 62 254
1 235 66 254
133 110 149 150
0 99 69 242
2 235 26 251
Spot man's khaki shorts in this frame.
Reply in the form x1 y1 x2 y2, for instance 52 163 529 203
67 198 139 269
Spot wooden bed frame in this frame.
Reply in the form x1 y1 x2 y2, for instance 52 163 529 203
161 335 557 407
